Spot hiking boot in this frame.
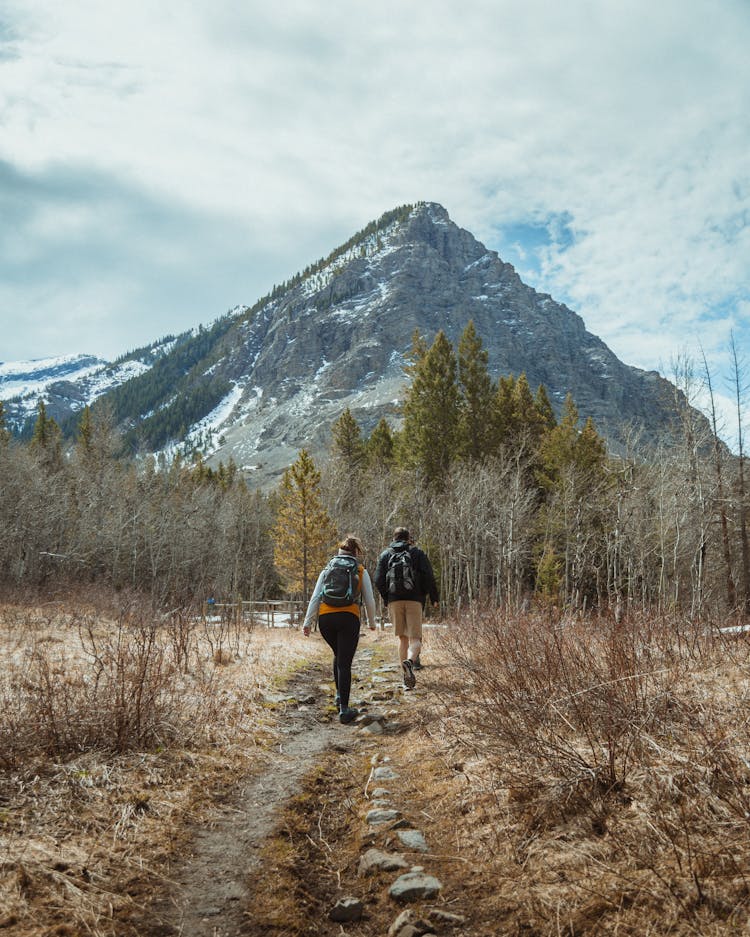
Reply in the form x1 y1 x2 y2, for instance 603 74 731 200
412 656 423 670
401 658 416 689
339 707 359 724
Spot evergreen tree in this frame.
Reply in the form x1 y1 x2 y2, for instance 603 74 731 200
273 449 337 596
366 417 395 468
331 408 366 470
327 408 367 523
457 320 495 461
513 373 547 449
534 384 557 432
0 401 10 446
399 330 460 486
574 417 608 476
494 374 517 449
538 393 580 489
77 405 94 455
30 399 62 472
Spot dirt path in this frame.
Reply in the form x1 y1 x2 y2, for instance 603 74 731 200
156 657 345 936
145 633 469 937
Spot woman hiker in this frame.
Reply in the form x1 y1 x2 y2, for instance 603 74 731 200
302 534 377 723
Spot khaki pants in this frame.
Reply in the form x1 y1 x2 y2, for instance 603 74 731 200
388 600 423 639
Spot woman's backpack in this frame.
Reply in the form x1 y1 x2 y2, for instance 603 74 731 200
320 554 361 607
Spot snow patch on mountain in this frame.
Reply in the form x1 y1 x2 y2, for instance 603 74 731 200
157 382 245 463
0 354 105 400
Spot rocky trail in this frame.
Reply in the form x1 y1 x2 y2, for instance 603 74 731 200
150 633 470 937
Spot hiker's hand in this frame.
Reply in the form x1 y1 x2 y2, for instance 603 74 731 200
302 625 310 636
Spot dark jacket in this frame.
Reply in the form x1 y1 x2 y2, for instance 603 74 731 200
374 539 439 607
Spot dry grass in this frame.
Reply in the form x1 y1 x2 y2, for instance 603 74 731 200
0 599 315 936
5 599 750 936
426 608 750 935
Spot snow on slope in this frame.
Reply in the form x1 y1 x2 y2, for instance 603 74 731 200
0 354 105 400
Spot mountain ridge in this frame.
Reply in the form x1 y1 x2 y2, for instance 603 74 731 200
3 202 691 478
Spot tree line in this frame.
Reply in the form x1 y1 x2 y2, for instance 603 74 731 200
1 322 748 618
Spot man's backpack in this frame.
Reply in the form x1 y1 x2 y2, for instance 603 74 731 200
320 554 361 607
386 545 416 596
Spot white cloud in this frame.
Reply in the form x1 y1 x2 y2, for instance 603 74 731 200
0 0 747 400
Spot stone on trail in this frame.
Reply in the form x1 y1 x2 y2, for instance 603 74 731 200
396 829 429 852
389 871 443 902
427 907 467 926
261 691 297 705
388 908 433 936
329 896 363 922
366 807 400 825
371 787 391 798
362 719 384 735
373 766 398 780
358 848 409 875
371 689 397 701
359 712 386 726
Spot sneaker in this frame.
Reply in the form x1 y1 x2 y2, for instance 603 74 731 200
401 658 416 689
412 656 423 670
339 707 359 724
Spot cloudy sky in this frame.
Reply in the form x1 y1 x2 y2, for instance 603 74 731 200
1 0 748 424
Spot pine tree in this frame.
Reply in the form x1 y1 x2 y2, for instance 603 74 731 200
399 330 460 485
331 408 366 470
513 373 546 448
77 405 94 456
366 418 395 468
494 374 517 449
273 450 337 596
538 393 580 489
457 320 495 461
574 417 607 476
534 384 557 432
0 401 10 446
30 399 62 472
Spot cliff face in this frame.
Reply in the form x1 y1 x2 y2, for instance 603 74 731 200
202 201 679 479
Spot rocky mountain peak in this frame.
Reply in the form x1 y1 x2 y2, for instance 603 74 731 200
3 202 694 483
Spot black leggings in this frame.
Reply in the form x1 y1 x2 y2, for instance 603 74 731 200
318 611 360 709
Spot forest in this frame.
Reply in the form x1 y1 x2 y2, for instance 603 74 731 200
0 321 747 623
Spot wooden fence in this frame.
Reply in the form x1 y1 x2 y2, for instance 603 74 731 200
202 598 306 628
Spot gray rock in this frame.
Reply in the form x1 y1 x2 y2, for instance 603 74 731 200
261 692 296 704
366 807 400 825
362 720 384 735
373 766 398 780
371 787 391 798
358 848 409 875
389 871 443 902
358 712 384 725
329 896 363 922
388 909 432 937
396 829 429 852
427 908 467 926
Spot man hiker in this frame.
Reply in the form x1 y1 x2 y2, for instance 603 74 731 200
374 526 439 690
